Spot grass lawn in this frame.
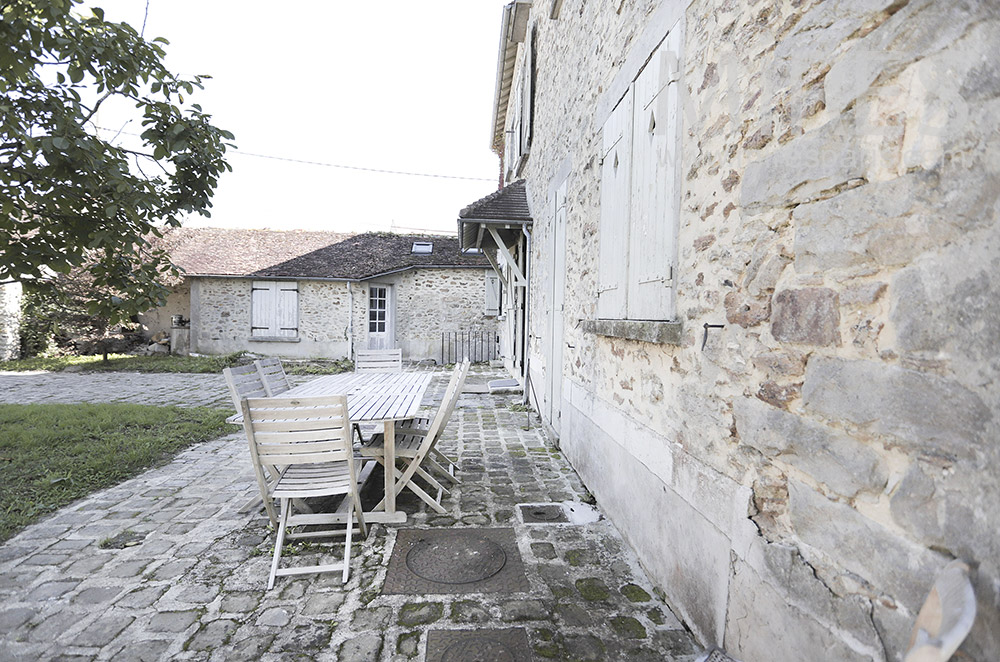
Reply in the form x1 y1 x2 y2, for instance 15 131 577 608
0 403 231 542
1 353 354 375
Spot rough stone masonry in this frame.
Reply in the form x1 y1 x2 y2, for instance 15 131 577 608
512 0 999 660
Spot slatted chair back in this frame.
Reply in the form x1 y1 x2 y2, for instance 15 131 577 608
425 358 471 446
355 348 403 373
223 364 268 415
255 357 291 396
242 395 356 474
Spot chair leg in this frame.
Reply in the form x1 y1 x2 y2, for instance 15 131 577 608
268 498 291 590
427 457 461 484
343 508 353 584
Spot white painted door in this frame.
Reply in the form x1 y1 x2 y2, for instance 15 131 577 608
547 182 567 435
367 284 394 349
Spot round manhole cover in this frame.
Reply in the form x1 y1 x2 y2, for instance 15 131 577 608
526 507 562 521
406 535 507 584
441 637 516 662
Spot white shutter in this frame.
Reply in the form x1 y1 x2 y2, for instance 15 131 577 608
597 88 633 320
251 281 276 336
627 38 679 320
485 272 501 316
521 31 533 155
276 283 298 336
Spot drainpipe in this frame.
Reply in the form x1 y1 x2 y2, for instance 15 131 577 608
522 225 533 406
347 281 354 360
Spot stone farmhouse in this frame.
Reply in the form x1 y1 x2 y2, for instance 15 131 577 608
464 0 999 660
141 228 498 363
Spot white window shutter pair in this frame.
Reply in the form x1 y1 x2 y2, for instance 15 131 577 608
251 281 298 337
597 31 681 321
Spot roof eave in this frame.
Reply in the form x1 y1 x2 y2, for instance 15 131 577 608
491 1 532 152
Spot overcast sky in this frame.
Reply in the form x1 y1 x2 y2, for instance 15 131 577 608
88 1 509 235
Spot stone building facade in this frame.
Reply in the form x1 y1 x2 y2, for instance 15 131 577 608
141 229 497 362
496 0 998 659
0 281 22 361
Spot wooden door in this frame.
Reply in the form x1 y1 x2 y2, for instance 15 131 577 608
367 284 394 349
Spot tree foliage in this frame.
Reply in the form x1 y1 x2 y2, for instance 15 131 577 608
0 0 234 324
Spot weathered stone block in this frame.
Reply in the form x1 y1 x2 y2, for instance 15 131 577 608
734 397 886 497
741 113 869 211
724 291 770 328
802 356 991 458
788 480 945 609
771 288 840 346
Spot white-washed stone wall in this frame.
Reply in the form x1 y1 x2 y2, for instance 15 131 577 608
350 269 497 362
190 277 351 359
137 280 190 338
0 281 22 361
518 0 998 659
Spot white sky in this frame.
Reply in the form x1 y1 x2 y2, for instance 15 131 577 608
87 0 509 235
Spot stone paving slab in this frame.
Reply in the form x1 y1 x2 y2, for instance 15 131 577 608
0 367 701 660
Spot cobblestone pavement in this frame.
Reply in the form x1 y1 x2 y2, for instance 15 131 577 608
0 367 701 661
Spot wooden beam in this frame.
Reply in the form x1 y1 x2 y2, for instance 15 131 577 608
483 249 509 288
488 226 526 287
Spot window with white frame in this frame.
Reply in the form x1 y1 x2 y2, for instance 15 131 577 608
597 28 682 322
251 280 299 337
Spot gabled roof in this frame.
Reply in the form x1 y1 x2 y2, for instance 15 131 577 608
254 232 489 280
458 180 532 222
157 228 489 281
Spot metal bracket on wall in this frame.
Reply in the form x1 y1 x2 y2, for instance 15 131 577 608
701 323 725 351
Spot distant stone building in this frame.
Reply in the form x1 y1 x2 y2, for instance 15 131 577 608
474 0 999 660
142 228 498 362
0 281 22 361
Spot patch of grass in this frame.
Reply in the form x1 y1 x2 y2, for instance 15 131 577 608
1 352 249 374
0 403 230 542
1 353 355 376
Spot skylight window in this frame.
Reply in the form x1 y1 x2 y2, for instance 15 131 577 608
412 242 433 254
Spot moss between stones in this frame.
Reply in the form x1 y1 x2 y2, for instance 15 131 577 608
397 602 443 627
575 577 610 601
610 615 647 639
620 583 652 602
646 607 665 625
396 631 420 658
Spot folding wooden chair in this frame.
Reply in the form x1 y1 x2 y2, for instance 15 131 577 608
241 395 367 589
223 364 268 422
360 359 470 513
355 348 403 372
255 357 291 396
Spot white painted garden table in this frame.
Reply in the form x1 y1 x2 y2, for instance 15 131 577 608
279 371 433 523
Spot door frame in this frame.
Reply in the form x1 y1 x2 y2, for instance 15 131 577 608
366 282 395 349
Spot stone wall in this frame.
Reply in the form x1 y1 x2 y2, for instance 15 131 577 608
137 280 190 338
189 277 352 359
175 269 495 362
350 268 498 362
0 281 22 361
517 0 998 659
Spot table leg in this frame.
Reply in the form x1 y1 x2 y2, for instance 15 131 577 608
384 419 396 516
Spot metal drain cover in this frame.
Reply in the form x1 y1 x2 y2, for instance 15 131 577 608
519 503 568 523
426 629 532 662
384 528 529 595
406 535 507 584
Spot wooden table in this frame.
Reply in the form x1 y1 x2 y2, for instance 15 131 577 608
280 371 433 523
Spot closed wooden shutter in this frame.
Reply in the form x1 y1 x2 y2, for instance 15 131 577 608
597 88 633 320
251 280 298 336
521 29 533 155
485 272 501 316
276 283 299 336
627 38 679 320
251 281 275 336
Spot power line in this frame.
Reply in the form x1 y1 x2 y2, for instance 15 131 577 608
93 125 495 182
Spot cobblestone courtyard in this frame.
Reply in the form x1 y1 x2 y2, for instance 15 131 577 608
0 367 700 661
